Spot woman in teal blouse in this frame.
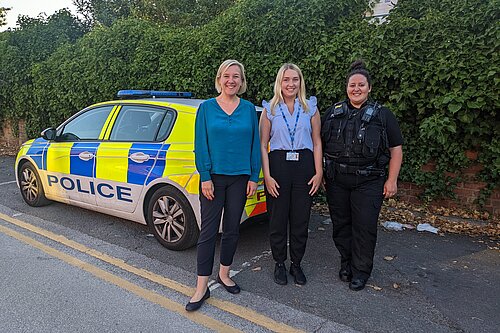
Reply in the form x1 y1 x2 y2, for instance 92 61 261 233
186 60 261 312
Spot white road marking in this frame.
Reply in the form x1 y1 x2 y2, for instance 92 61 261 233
0 180 16 186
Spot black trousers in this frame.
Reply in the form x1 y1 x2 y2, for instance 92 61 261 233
266 149 315 264
325 172 385 280
197 174 249 276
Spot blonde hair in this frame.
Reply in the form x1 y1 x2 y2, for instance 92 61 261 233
214 59 247 94
269 63 309 115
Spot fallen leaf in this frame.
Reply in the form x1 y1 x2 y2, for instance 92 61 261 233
251 266 261 271
384 256 395 261
318 227 325 231
393 283 400 289
366 284 382 291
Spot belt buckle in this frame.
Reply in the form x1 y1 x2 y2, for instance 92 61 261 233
355 169 365 176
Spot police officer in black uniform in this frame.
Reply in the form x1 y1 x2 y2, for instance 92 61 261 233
321 60 403 291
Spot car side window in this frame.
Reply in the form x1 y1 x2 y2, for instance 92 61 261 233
156 111 175 141
109 105 174 142
59 106 114 141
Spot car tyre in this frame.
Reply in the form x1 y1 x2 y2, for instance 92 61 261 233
146 185 199 251
19 162 51 207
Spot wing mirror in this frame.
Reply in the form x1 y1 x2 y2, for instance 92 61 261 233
41 128 57 141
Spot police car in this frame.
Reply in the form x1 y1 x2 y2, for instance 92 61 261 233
15 90 267 250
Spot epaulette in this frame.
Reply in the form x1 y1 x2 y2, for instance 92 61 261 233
331 101 348 118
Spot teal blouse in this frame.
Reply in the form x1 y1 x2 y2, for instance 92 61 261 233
194 98 261 182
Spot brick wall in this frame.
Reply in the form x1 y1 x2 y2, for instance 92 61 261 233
398 159 500 216
0 119 27 153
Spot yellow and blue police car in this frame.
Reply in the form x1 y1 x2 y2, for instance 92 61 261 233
15 90 267 250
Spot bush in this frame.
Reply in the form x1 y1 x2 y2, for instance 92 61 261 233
0 0 498 204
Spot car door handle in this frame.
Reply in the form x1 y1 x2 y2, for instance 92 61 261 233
78 151 94 161
129 152 150 163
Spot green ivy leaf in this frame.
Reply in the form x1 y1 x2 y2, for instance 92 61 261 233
458 112 474 123
448 103 462 114
442 95 453 104
466 100 481 109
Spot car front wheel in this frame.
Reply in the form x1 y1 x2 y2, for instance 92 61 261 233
19 162 51 207
146 185 199 251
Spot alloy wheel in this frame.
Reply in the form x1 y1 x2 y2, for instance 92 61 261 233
152 195 186 243
21 168 39 203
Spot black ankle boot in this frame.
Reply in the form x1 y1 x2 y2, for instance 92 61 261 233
339 268 352 282
274 263 287 285
290 263 307 285
349 278 367 291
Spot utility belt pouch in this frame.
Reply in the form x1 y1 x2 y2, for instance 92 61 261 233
324 159 335 180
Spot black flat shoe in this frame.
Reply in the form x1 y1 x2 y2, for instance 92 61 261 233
217 275 241 294
349 278 367 291
289 264 307 285
185 288 210 312
339 268 352 282
274 263 287 285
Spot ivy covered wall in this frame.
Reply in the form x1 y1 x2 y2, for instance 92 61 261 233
0 0 498 210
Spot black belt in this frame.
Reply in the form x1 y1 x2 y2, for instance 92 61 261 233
333 162 385 176
333 163 362 174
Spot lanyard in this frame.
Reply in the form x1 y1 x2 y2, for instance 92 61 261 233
279 101 301 151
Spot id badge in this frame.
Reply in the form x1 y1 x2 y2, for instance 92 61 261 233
286 151 299 161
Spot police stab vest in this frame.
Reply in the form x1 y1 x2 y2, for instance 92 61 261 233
321 101 390 167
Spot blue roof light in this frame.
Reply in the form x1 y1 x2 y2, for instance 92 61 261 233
117 90 193 99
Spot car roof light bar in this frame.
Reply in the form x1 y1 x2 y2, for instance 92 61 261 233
117 90 193 99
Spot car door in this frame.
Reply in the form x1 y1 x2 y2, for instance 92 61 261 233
242 107 267 219
44 105 116 205
94 104 175 213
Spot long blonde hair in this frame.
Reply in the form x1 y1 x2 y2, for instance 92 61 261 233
269 63 309 115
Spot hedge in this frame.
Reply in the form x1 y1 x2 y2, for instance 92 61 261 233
0 0 498 204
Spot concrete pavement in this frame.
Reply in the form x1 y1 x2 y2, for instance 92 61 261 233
0 155 499 332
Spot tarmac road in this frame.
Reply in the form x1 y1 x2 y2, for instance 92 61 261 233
0 155 498 332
